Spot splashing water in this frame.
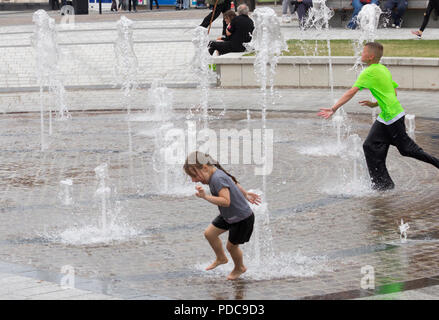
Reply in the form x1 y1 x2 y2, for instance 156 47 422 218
191 26 215 127
322 134 373 197
304 0 334 31
247 7 286 93
243 8 286 268
303 0 335 102
195 190 332 280
405 114 416 140
302 2 350 151
247 7 286 190
95 163 111 231
353 4 382 70
114 16 138 154
195 192 332 280
59 179 73 206
31 10 70 150
399 219 410 243
114 16 138 96
152 123 194 196
148 80 174 121
298 109 351 157
53 163 139 245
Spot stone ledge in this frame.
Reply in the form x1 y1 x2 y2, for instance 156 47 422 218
213 53 439 66
213 53 439 90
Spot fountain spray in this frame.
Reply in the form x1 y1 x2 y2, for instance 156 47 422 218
31 10 70 151
399 219 410 243
191 26 215 128
114 16 138 154
95 163 111 232
405 114 416 139
246 7 286 266
304 0 335 102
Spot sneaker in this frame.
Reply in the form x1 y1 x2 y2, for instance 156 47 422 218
282 15 290 23
291 12 298 21
411 30 422 39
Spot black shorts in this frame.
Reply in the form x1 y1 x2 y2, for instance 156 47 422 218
212 213 255 245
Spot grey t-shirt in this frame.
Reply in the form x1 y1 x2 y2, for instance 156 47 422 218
208 169 253 224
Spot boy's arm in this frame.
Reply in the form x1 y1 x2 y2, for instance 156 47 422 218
318 87 359 119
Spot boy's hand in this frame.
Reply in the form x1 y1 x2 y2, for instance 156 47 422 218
359 100 377 108
246 192 261 205
195 185 206 199
317 108 334 119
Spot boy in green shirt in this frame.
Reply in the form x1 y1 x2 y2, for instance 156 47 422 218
318 42 439 191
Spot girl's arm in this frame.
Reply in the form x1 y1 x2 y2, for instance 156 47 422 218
196 186 230 207
236 183 261 205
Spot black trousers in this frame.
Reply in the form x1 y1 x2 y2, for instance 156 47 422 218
111 0 118 11
363 116 439 190
208 40 234 55
420 0 439 31
200 0 232 36
51 0 60 10
150 0 159 9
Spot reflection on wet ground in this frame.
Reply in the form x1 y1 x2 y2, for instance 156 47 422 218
1 110 439 299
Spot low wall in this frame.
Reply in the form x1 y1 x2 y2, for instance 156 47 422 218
213 53 439 90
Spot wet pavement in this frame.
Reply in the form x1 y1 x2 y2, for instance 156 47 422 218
1 108 439 299
0 6 439 300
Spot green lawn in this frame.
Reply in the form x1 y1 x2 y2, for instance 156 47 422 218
283 39 439 57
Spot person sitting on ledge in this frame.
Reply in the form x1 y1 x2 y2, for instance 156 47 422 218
291 0 313 29
208 4 254 56
383 0 408 28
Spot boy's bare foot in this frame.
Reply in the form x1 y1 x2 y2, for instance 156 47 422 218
205 258 228 271
227 266 247 280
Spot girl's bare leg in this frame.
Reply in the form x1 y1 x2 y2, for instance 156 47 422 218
204 224 228 270
226 241 247 280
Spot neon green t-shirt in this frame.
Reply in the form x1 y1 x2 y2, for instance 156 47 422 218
353 64 405 124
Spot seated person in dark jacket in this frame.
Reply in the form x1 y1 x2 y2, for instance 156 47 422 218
384 0 408 28
208 4 255 56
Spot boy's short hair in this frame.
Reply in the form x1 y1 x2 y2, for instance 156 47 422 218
365 42 384 61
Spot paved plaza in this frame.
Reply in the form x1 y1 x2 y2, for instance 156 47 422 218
0 6 439 301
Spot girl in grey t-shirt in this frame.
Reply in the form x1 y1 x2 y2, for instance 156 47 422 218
184 151 260 280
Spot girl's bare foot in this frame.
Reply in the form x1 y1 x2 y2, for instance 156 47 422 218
206 258 228 270
227 266 247 280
